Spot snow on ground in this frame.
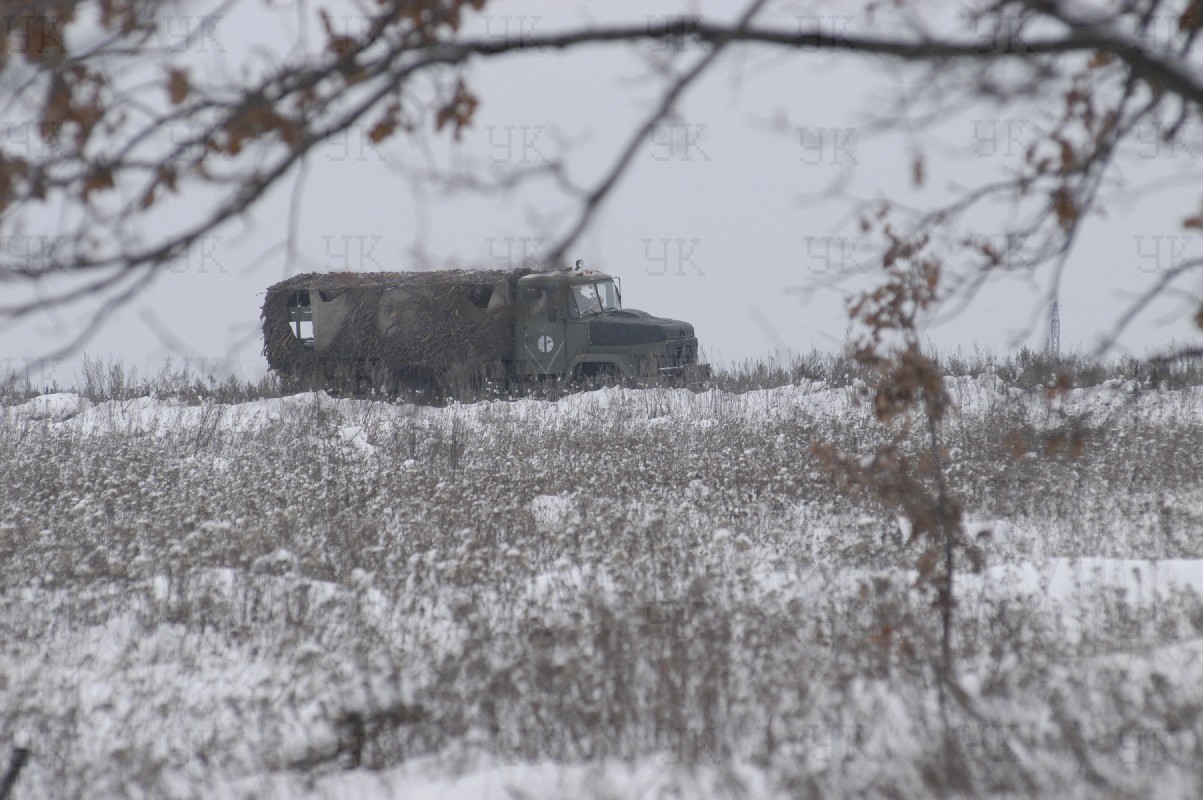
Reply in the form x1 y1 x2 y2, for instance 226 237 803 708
222 755 779 800
12 374 1200 437
13 391 93 421
0 375 1174 433
2 377 1203 798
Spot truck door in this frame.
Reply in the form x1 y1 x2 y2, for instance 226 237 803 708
519 285 567 376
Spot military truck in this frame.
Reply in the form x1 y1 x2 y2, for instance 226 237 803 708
262 264 706 395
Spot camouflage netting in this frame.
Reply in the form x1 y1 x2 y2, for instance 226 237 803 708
262 269 530 388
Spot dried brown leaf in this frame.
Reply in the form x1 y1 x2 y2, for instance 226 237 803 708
166 68 190 106
82 165 115 201
40 74 71 142
1057 137 1075 174
1181 1 1203 31
368 102 401 144
915 546 940 581
435 79 479 140
1052 187 1077 231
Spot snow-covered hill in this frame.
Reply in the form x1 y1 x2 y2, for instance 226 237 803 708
2 379 1202 798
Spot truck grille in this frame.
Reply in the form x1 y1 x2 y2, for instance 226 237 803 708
664 336 698 368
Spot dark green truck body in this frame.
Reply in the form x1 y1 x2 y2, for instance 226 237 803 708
262 267 705 393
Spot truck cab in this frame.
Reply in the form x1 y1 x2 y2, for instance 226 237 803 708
510 267 704 382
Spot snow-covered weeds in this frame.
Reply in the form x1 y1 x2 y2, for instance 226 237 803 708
2 373 1203 798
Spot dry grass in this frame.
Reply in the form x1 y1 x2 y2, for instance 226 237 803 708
6 348 1200 407
1 362 1202 797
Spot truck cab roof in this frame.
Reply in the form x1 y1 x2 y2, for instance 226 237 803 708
516 269 614 287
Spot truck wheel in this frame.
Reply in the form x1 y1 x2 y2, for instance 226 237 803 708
536 374 571 400
573 363 620 391
431 361 495 402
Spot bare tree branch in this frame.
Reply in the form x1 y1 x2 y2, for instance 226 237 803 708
1 0 1201 360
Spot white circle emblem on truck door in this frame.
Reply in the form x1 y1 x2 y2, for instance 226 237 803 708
537 335 555 353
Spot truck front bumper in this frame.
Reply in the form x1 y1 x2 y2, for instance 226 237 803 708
657 362 711 382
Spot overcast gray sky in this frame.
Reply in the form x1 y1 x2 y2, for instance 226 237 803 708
4 0 1201 388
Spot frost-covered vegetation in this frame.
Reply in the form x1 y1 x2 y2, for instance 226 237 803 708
2 353 1203 799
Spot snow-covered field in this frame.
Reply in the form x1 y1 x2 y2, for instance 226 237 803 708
3 378 1203 798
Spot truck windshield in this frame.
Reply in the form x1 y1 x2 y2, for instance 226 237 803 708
571 280 621 317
